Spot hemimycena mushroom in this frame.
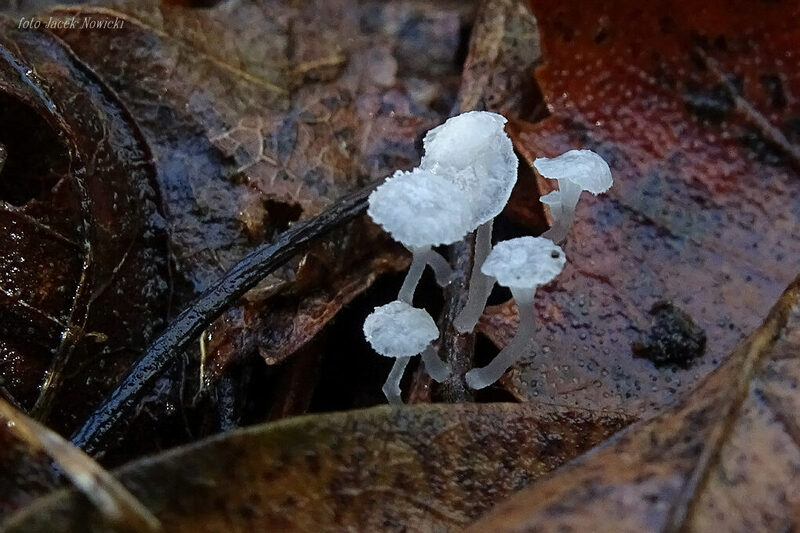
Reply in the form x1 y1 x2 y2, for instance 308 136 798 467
363 300 448 404
418 111 520 334
364 110 612 402
464 236 566 390
534 149 613 243
367 168 472 304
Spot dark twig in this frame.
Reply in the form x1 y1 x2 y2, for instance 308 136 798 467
696 48 800 170
71 183 377 455
433 235 476 402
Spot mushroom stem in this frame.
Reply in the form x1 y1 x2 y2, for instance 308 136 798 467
424 250 453 287
420 345 450 382
397 246 429 304
465 288 535 389
398 247 453 303
453 220 495 333
382 356 411 404
542 179 581 243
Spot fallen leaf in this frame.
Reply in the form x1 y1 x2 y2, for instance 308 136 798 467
0 423 58 519
468 275 800 532
457 0 549 232
4 402 630 532
481 0 800 416
42 0 472 380
0 399 160 533
0 17 170 432
203 220 406 378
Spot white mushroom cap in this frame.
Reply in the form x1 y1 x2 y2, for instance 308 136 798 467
367 168 473 248
420 111 518 227
533 149 612 194
363 301 439 358
481 236 566 289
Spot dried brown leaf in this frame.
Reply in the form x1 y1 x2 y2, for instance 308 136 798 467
0 399 160 533
4 402 630 533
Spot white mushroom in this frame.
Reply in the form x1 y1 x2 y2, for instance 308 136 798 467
534 149 613 243
421 111 518 228
419 111 520 334
464 237 566 390
363 301 449 403
368 168 472 303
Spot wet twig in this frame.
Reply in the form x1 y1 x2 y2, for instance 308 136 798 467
696 48 800 170
433 235 477 402
71 183 377 455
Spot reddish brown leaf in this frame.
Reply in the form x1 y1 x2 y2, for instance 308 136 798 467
482 0 800 416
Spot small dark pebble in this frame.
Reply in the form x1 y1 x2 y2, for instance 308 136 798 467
632 301 707 368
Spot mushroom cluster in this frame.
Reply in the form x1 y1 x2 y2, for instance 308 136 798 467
363 111 612 403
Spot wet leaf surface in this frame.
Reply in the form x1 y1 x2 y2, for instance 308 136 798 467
203 220 406 377
0 18 170 432
481 0 800 416
4 402 630 533
0 0 473 467
3 0 800 530
468 276 800 533
41 0 471 383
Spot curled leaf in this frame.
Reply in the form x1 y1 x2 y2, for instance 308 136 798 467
0 399 160 533
0 17 170 431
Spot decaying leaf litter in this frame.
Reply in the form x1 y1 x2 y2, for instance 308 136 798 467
1 0 800 531
481 0 800 419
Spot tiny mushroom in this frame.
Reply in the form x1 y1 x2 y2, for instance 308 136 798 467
464 236 566 390
419 111 520 334
421 111 518 228
363 300 449 403
534 149 613 243
368 168 473 303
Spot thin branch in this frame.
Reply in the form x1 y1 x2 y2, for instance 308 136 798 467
433 234 476 402
696 48 800 170
32 159 96 421
70 182 376 455
0 201 82 249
